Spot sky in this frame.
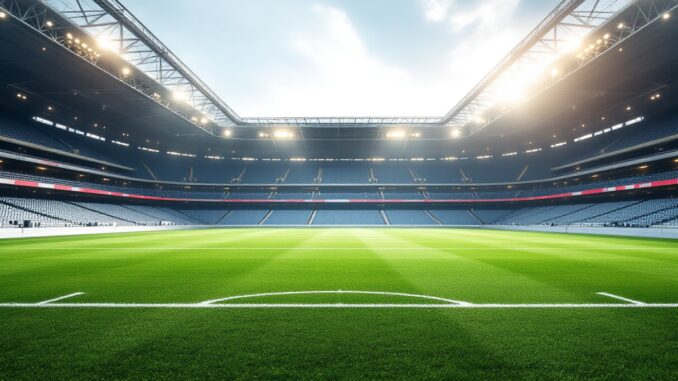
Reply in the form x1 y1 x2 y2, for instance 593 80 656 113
123 0 558 118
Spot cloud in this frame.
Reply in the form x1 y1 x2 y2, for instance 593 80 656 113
448 0 521 32
240 1 527 117
419 0 521 32
420 0 453 23
254 4 419 117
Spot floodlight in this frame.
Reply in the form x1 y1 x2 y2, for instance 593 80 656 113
222 130 232 138
273 130 294 139
121 67 131 76
385 130 406 139
0 11 7 19
45 20 53 28
663 12 670 20
450 129 462 139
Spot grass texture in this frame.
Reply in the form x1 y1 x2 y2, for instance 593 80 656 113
0 228 676 380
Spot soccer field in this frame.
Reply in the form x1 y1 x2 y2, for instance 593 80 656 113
1 228 677 379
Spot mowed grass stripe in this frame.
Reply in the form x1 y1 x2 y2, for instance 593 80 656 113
0 228 677 379
0 228 676 305
357 228 588 303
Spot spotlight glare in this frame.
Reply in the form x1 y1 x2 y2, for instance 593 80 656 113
97 36 119 53
172 90 188 102
549 67 560 78
0 11 7 19
273 130 295 140
385 130 406 140
662 12 670 20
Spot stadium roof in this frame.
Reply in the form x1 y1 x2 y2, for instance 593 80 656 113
0 0 676 153
3 0 667 131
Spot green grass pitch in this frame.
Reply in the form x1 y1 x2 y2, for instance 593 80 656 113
0 228 677 379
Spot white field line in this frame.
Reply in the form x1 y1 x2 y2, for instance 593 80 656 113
597 292 646 305
199 290 471 306
36 292 84 305
0 303 677 309
1 291 676 309
24 247 676 251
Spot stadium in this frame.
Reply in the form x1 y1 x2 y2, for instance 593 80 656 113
0 0 677 378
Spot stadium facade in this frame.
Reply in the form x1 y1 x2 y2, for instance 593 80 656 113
0 0 678 233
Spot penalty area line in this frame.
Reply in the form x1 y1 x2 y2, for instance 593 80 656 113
596 292 646 305
36 292 85 305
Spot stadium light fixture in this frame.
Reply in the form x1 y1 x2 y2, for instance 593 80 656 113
663 12 671 20
66 33 73 40
638 165 648 170
45 20 53 28
273 130 295 140
617 22 625 29
0 11 7 19
450 129 462 139
222 129 232 138
200 117 209 125
385 130 407 140
47 106 54 111
121 67 131 77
